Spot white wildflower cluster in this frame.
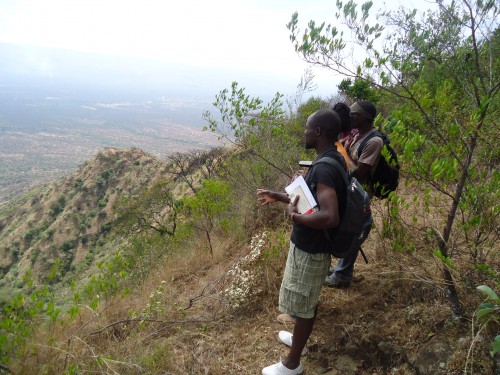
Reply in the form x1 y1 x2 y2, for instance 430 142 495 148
141 280 166 319
222 232 268 310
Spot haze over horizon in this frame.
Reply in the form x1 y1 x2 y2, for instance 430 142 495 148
0 0 432 103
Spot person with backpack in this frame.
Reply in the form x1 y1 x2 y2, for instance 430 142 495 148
257 109 347 375
324 100 381 288
344 101 383 188
277 101 355 325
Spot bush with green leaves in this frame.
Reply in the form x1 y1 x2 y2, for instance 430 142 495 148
338 77 380 103
114 178 179 237
181 179 232 256
203 82 305 187
460 285 500 372
202 82 327 234
0 285 60 367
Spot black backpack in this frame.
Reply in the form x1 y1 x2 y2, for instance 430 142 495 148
357 131 400 199
309 157 373 259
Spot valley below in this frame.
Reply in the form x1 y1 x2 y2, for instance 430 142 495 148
0 113 220 207
0 43 228 207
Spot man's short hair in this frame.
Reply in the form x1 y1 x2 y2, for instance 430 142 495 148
312 109 341 139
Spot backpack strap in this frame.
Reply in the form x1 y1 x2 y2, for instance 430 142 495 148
309 156 351 216
357 130 383 158
313 156 349 187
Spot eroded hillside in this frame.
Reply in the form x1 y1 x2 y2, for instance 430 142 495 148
0 147 219 293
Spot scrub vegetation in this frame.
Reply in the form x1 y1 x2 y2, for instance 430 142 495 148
0 1 498 373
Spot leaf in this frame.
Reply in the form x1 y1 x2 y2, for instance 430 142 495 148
491 336 500 357
477 285 499 303
476 304 495 319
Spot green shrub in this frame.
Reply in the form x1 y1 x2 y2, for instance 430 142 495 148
74 178 84 191
100 223 112 234
30 248 41 264
61 241 75 252
23 229 36 245
41 228 54 241
50 203 64 217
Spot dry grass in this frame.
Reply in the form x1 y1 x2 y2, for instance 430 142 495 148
9 184 498 374
10 236 485 374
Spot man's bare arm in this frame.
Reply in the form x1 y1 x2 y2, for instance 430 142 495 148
256 189 290 206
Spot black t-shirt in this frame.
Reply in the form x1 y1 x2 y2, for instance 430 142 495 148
290 146 347 254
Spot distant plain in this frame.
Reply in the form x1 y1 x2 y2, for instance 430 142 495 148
0 91 221 205
0 43 238 206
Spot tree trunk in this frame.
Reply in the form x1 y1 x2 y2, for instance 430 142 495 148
438 132 479 319
206 231 214 258
441 260 464 319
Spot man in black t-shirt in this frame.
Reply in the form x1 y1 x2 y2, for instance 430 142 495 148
257 109 346 375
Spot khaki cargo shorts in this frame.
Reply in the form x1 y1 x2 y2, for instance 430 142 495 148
278 242 330 319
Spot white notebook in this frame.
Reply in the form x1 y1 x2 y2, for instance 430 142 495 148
285 176 318 215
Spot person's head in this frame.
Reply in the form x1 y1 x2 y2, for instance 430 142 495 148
332 102 351 134
304 109 341 150
350 100 376 130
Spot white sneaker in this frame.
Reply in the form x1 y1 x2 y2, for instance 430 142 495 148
262 361 304 375
278 331 308 355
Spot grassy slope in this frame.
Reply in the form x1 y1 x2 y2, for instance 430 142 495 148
1 150 496 374
10 198 495 374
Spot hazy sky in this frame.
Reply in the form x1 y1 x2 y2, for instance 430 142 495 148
0 0 435 97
